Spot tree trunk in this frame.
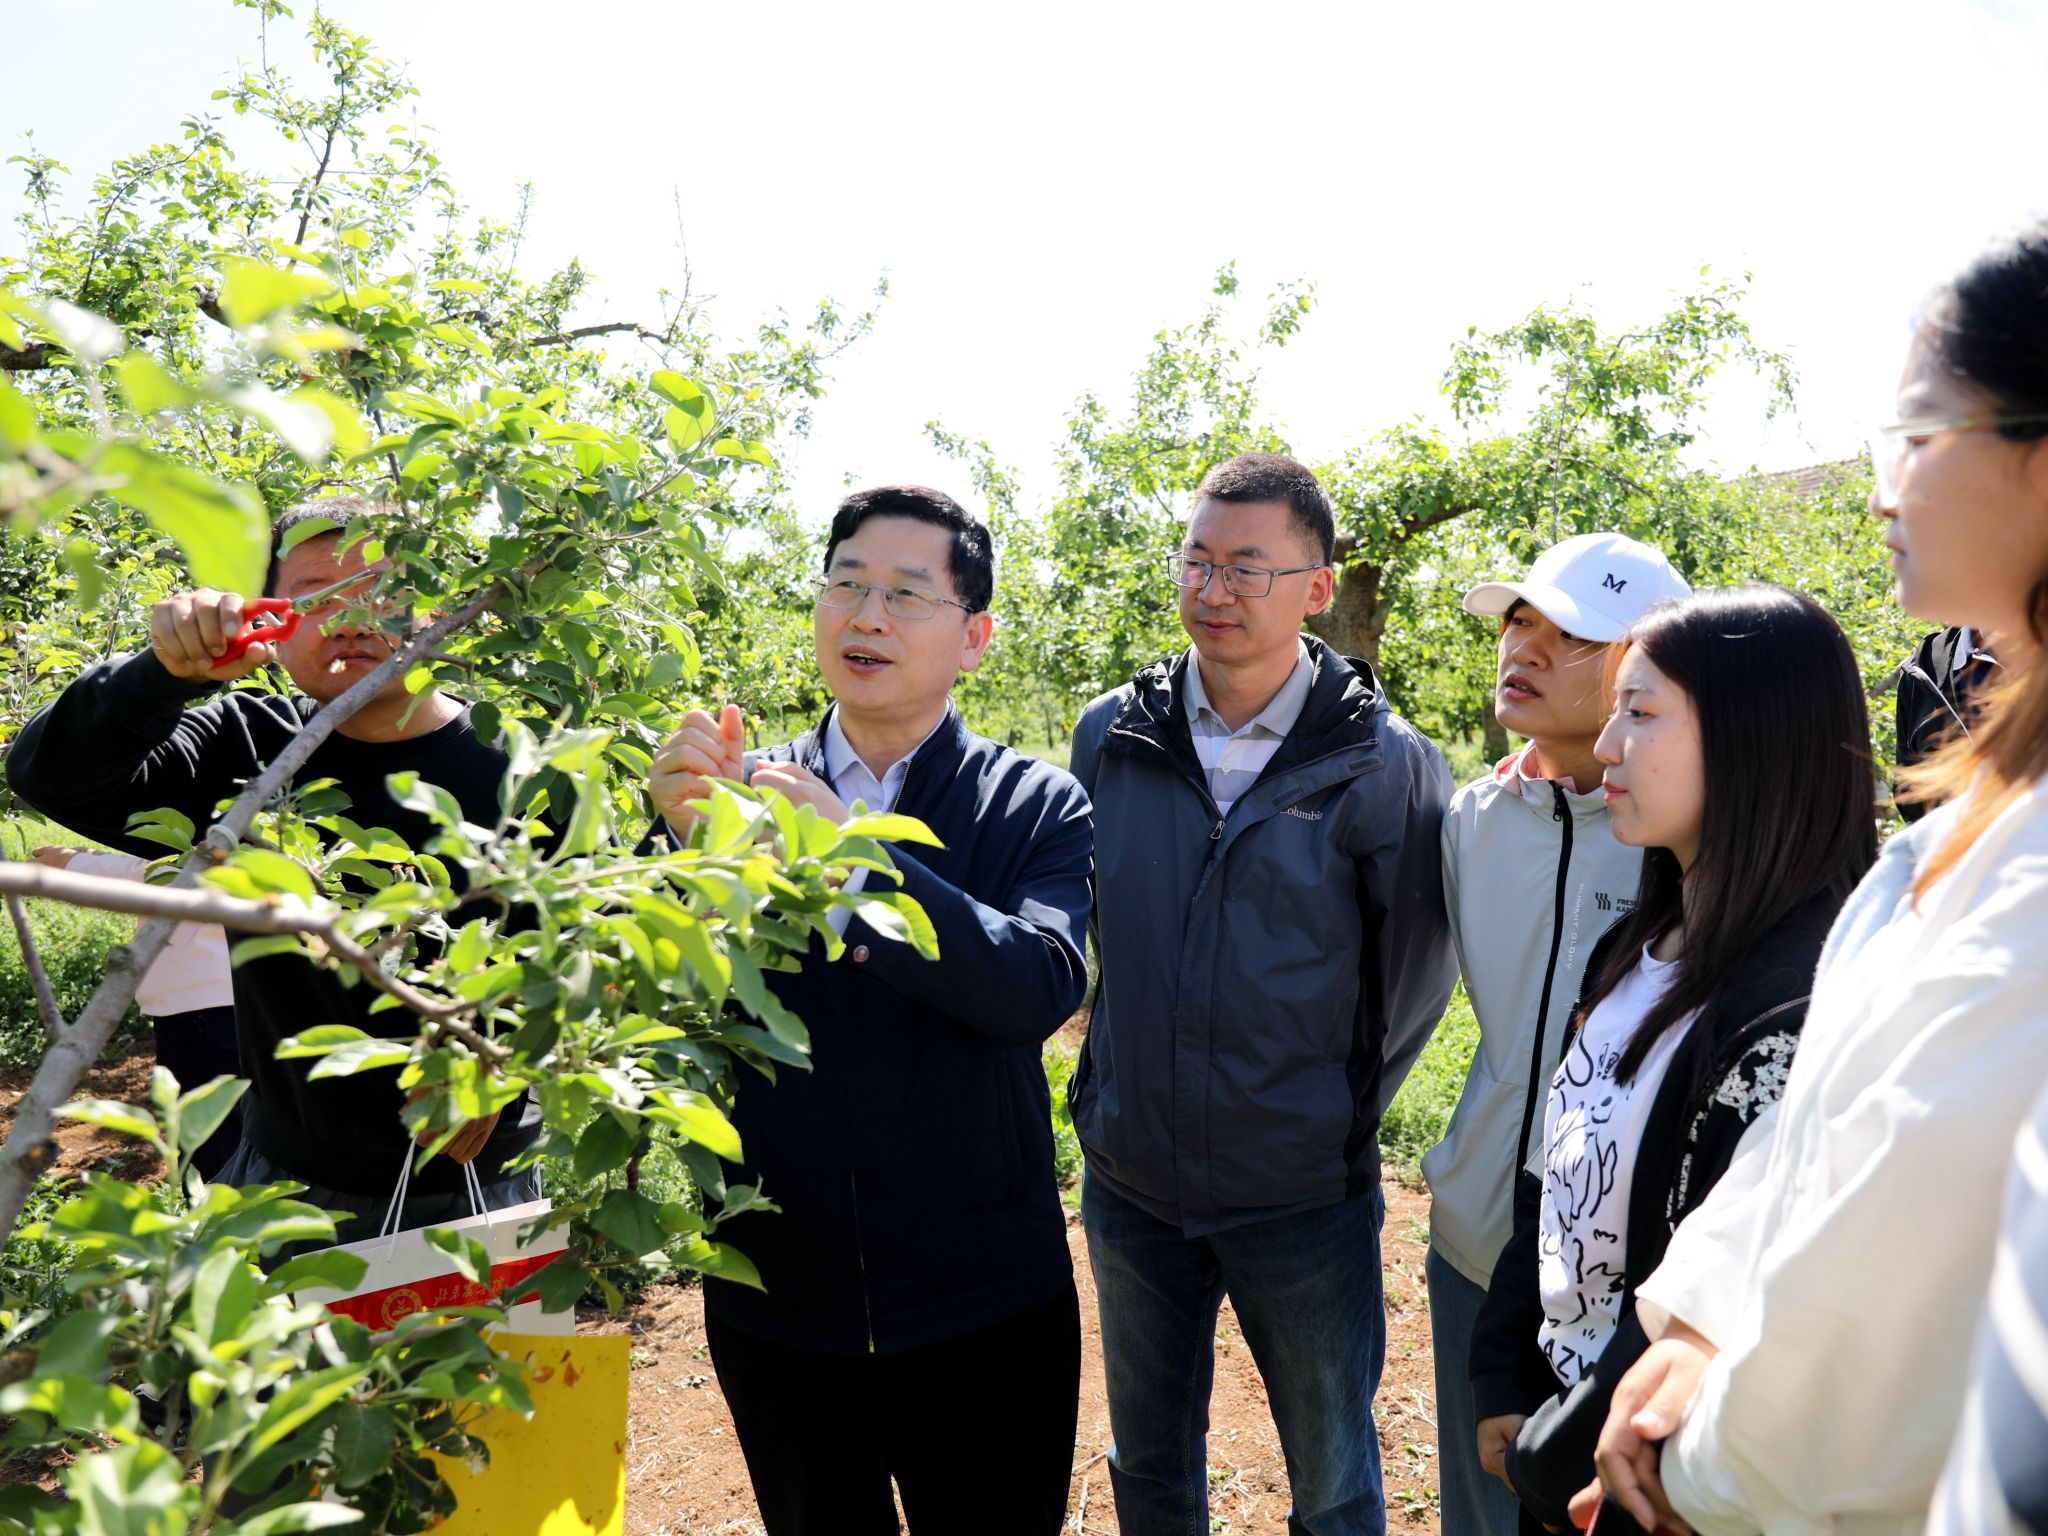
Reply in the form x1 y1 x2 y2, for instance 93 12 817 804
1481 697 1511 760
1307 559 1387 663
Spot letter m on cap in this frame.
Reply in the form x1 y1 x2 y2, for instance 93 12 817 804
1601 573 1628 593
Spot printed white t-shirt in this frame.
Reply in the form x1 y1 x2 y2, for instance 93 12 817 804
1537 946 1693 1388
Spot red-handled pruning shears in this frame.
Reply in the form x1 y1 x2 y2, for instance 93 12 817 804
210 572 379 668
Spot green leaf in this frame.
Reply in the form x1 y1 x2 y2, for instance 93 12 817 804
63 538 107 609
231 934 303 965
241 1364 368 1461
274 1024 373 1058
278 515 339 556
270 1249 370 1295
560 770 612 858
509 1255 590 1314
56 1098 162 1146
647 1089 742 1162
727 949 809 1052
233 1501 366 1533
228 848 317 901
172 1076 248 1164
65 1438 194 1536
838 811 945 849
190 1246 261 1346
711 437 775 468
447 918 488 973
0 1374 136 1436
650 370 710 412
422 1226 492 1286
591 1189 665 1259
0 376 35 449
30 1309 122 1380
852 892 940 959
305 1039 414 1079
663 405 708 455
124 807 195 852
385 771 464 830
327 1401 397 1490
674 1237 763 1291
218 259 336 329
571 1112 637 1183
102 444 269 596
113 353 195 414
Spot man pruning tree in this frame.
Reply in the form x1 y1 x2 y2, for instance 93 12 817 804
7 495 540 1234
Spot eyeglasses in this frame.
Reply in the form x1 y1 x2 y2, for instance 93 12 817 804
814 577 973 621
1868 413 2048 508
1168 556 1325 599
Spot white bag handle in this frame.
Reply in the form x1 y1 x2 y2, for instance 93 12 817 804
377 1150 414 1252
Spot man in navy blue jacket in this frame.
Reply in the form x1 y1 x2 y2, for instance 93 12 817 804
648 485 1093 1535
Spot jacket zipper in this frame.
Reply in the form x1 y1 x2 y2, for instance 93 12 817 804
1516 784 1575 1170
813 708 925 1358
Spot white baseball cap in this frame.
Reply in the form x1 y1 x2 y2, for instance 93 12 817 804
1462 532 1693 642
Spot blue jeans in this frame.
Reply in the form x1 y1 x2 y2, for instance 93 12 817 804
1425 1246 1524 1536
1083 1172 1388 1536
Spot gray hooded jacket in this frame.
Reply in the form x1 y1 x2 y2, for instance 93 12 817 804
1067 637 1458 1236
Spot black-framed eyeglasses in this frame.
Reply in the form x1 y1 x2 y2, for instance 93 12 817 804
1168 555 1325 599
814 576 974 621
1869 413 2048 507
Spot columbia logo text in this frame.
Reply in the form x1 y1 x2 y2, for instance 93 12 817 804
1282 805 1324 821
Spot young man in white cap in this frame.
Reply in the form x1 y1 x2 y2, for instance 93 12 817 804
1420 531 1692 1536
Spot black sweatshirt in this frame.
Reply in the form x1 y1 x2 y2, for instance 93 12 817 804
6 651 540 1197
1468 895 1843 1533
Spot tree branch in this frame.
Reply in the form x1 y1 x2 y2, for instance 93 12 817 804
523 321 669 349
0 580 509 1236
0 342 62 373
3 893 66 1044
293 71 351 250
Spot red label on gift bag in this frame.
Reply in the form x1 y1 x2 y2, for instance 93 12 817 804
321 1249 561 1331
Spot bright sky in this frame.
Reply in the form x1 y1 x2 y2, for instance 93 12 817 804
14 0 2048 522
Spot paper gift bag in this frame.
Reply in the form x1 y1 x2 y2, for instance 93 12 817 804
295 1164 573 1336
429 1331 628 1536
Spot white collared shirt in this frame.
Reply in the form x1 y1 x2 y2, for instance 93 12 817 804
819 705 950 937
1182 640 1315 816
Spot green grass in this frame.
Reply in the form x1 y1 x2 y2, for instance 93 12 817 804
1379 983 1478 1179
0 816 146 1068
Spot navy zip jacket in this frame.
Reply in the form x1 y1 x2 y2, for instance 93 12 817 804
656 706 1094 1355
1069 638 1457 1234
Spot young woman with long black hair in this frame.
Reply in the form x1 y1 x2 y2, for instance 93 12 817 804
1591 219 2048 1536
1467 586 1879 1533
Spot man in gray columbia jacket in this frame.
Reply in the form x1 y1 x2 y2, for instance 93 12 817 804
1068 453 1457 1536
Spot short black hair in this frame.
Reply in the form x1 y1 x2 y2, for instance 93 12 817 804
1193 452 1336 566
822 485 994 614
266 495 391 596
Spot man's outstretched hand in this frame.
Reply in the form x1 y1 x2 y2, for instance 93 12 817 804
150 589 275 684
650 704 746 834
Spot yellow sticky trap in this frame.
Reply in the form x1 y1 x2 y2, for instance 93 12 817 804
430 1331 628 1535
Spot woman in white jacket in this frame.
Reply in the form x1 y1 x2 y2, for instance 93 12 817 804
1589 221 2048 1535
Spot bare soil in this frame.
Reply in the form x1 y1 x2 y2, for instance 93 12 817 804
608 1183 1444 1536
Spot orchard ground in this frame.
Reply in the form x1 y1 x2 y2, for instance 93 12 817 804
0 1005 1461 1534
